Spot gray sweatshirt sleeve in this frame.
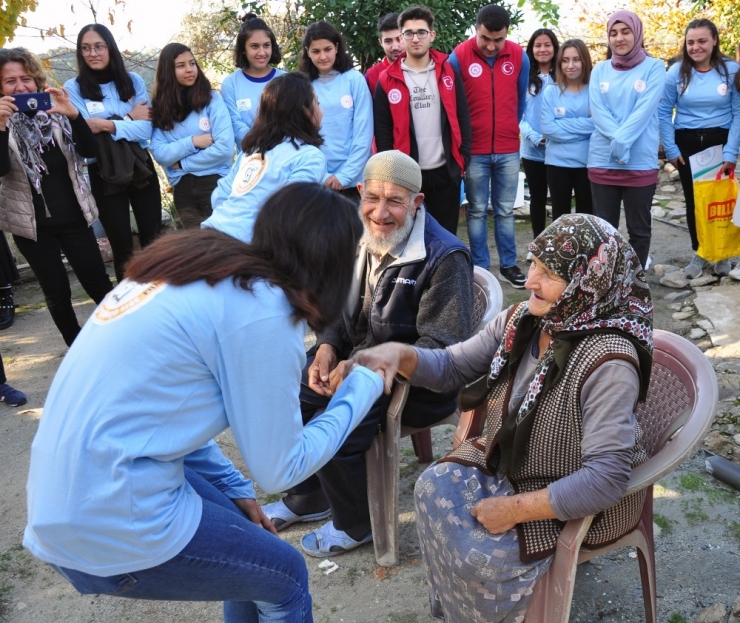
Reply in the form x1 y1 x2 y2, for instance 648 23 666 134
547 359 640 521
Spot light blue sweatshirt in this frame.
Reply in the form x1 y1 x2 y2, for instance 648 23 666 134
150 91 235 186
541 84 594 168
201 139 326 243
658 60 740 162
220 68 286 149
587 57 665 170
520 73 555 161
64 72 153 147
313 69 373 187
24 277 383 575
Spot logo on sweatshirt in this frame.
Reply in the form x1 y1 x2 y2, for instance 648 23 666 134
94 281 167 324
501 61 515 76
199 117 211 131
341 95 354 108
599 82 609 93
442 75 454 90
718 83 728 96
634 79 646 93
232 153 268 195
555 107 566 117
468 63 483 78
392 277 417 285
388 88 403 104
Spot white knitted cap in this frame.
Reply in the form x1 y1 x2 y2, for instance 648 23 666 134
363 150 422 193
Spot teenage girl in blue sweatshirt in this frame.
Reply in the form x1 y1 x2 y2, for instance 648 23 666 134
588 10 665 268
541 39 594 220
202 72 326 243
151 43 234 229
520 28 558 237
299 21 373 199
65 24 162 283
220 14 285 149
658 19 740 279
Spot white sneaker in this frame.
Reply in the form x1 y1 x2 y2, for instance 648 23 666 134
644 256 652 271
714 259 731 277
728 264 740 281
684 254 707 279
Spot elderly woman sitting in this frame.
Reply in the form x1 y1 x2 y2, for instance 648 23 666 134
351 214 653 622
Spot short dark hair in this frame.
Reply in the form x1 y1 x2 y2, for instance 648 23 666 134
398 5 435 31
242 72 323 155
377 13 400 35
75 24 135 102
476 4 510 32
152 43 212 131
125 183 363 332
298 21 353 79
234 13 282 70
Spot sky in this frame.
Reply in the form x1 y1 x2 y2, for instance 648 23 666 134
11 0 196 53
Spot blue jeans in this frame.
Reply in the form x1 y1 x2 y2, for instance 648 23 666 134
465 152 520 269
52 468 312 622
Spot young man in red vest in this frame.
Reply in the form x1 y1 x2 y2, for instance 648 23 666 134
373 5 471 235
449 4 530 288
364 13 405 96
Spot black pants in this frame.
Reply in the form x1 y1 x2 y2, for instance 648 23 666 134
546 165 593 221
89 153 162 282
14 223 113 346
521 158 549 237
590 182 656 268
674 127 730 251
421 165 461 236
172 173 220 229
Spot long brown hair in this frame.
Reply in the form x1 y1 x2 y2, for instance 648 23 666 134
125 182 362 331
679 19 729 95
152 43 212 131
554 39 592 93
75 24 135 102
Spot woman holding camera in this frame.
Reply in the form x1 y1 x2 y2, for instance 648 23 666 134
0 47 112 346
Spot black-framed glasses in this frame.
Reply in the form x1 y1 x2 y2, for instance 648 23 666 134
402 29 430 40
80 44 108 56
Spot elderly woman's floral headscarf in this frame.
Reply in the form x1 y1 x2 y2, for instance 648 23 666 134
491 214 653 475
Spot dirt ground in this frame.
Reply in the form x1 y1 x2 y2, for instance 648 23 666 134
0 211 739 623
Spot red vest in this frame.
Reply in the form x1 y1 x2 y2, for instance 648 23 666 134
365 57 390 96
378 49 464 173
453 37 522 155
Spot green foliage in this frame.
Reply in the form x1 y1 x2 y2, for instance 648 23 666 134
690 0 740 57
667 613 688 623
653 513 675 535
240 0 546 73
727 520 740 545
0 0 38 47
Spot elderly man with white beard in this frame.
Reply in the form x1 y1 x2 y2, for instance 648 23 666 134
263 150 474 557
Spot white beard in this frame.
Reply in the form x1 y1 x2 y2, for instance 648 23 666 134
361 213 415 256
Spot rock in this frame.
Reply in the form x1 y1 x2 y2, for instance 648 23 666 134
661 184 677 193
693 285 715 292
672 311 695 320
732 595 740 617
667 302 684 311
652 207 667 218
661 273 689 288
734 434 740 445
671 320 693 335
696 319 714 331
721 276 738 286
653 264 681 277
695 602 727 623
653 193 671 200
670 169 681 180
663 290 693 302
669 210 687 220
689 328 707 340
664 162 676 173
690 274 719 287
667 200 686 210
704 430 733 455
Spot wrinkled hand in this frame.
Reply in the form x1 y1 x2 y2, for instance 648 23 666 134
193 133 214 149
668 155 685 168
232 498 278 535
328 359 354 394
471 496 517 534
721 160 736 177
86 116 114 134
0 95 17 131
46 86 79 119
350 343 407 394
128 100 151 121
307 344 339 396
324 174 343 190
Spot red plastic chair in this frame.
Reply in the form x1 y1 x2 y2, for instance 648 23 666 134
453 330 718 622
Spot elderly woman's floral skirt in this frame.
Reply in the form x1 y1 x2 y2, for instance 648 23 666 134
414 462 553 622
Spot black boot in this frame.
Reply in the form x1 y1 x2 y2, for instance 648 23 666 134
0 285 16 330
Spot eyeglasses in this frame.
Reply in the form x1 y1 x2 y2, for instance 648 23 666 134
402 29 430 40
81 44 108 56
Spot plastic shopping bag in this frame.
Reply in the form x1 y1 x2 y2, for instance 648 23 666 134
694 169 740 263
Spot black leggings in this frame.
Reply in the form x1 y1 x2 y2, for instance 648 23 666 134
674 127 729 251
521 158 549 237
172 173 220 229
89 153 162 282
546 165 593 221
